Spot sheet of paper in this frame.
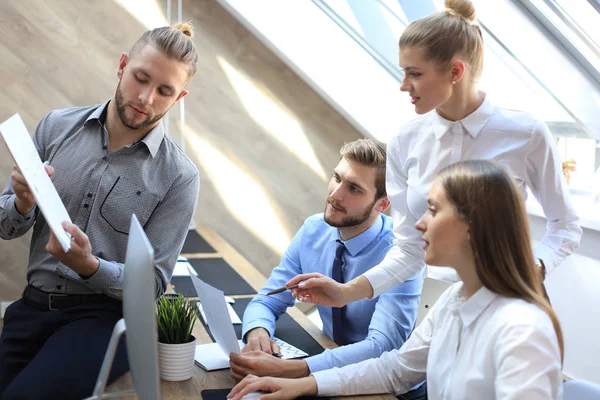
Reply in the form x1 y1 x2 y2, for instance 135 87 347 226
194 340 244 371
188 269 241 359
0 114 71 251
197 301 241 325
172 261 198 277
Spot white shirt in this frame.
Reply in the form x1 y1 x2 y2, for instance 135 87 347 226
313 283 563 400
364 95 582 296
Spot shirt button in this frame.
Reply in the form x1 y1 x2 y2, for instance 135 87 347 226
136 190 141 196
103 156 108 161
56 285 62 290
103 145 107 150
87 193 92 198
84 204 89 208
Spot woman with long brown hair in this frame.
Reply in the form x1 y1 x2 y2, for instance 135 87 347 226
228 160 563 399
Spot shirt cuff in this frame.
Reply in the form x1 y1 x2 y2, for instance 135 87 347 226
312 369 341 397
81 257 123 296
6 195 35 226
304 353 329 373
532 245 555 275
363 266 395 299
241 320 275 343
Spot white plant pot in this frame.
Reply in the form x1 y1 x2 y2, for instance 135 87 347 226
157 336 197 381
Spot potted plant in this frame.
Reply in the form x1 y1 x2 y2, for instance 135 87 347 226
156 293 197 381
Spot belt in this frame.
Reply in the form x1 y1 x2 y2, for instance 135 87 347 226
22 285 120 311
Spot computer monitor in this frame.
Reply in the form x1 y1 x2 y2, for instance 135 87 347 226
122 214 160 399
86 214 160 400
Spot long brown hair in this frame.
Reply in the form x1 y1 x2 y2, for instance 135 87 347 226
438 160 564 361
399 0 484 81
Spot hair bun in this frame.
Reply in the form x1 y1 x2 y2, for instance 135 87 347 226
444 0 477 24
173 22 194 38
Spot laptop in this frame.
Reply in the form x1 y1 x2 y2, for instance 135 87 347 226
415 277 453 327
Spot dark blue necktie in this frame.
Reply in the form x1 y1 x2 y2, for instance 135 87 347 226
331 240 347 345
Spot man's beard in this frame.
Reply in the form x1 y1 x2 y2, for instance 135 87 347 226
115 80 166 130
323 197 377 228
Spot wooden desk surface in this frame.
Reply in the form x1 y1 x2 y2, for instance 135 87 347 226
106 228 394 400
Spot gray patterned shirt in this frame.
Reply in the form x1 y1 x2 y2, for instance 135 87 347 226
0 101 200 299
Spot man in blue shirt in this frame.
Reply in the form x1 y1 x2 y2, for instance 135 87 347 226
229 138 423 381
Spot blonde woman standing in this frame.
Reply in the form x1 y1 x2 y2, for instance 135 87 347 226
287 0 581 307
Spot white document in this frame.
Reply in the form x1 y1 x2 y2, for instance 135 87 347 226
188 268 241 368
0 114 71 251
197 301 241 325
172 261 198 277
194 340 244 371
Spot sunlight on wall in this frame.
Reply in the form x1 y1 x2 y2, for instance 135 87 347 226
113 0 168 29
182 125 291 256
216 57 327 181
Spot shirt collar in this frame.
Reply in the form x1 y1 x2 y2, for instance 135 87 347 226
429 94 495 140
85 100 165 158
330 214 384 257
447 283 498 328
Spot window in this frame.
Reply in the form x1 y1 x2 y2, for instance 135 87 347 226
314 0 600 203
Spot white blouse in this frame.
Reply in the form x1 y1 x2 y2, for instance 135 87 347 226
364 96 582 296
313 283 563 400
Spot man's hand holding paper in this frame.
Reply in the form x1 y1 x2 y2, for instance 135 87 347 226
11 163 54 215
46 221 100 278
0 114 73 251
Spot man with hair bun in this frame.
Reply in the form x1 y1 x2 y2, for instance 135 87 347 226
0 24 199 399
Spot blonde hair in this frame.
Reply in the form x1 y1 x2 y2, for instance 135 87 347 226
399 0 483 81
340 138 387 199
438 160 564 362
129 22 198 80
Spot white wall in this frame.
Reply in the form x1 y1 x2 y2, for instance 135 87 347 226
533 219 600 382
218 0 600 384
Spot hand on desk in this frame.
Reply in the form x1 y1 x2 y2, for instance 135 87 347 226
46 221 99 278
243 328 280 354
229 351 309 381
227 374 317 400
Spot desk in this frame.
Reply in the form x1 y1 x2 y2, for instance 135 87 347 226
106 227 395 400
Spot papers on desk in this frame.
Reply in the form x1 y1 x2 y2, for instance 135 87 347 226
0 114 72 251
188 269 241 371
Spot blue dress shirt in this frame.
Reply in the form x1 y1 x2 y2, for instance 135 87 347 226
242 213 423 373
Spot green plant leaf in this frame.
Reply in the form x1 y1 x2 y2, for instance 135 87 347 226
156 294 197 344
